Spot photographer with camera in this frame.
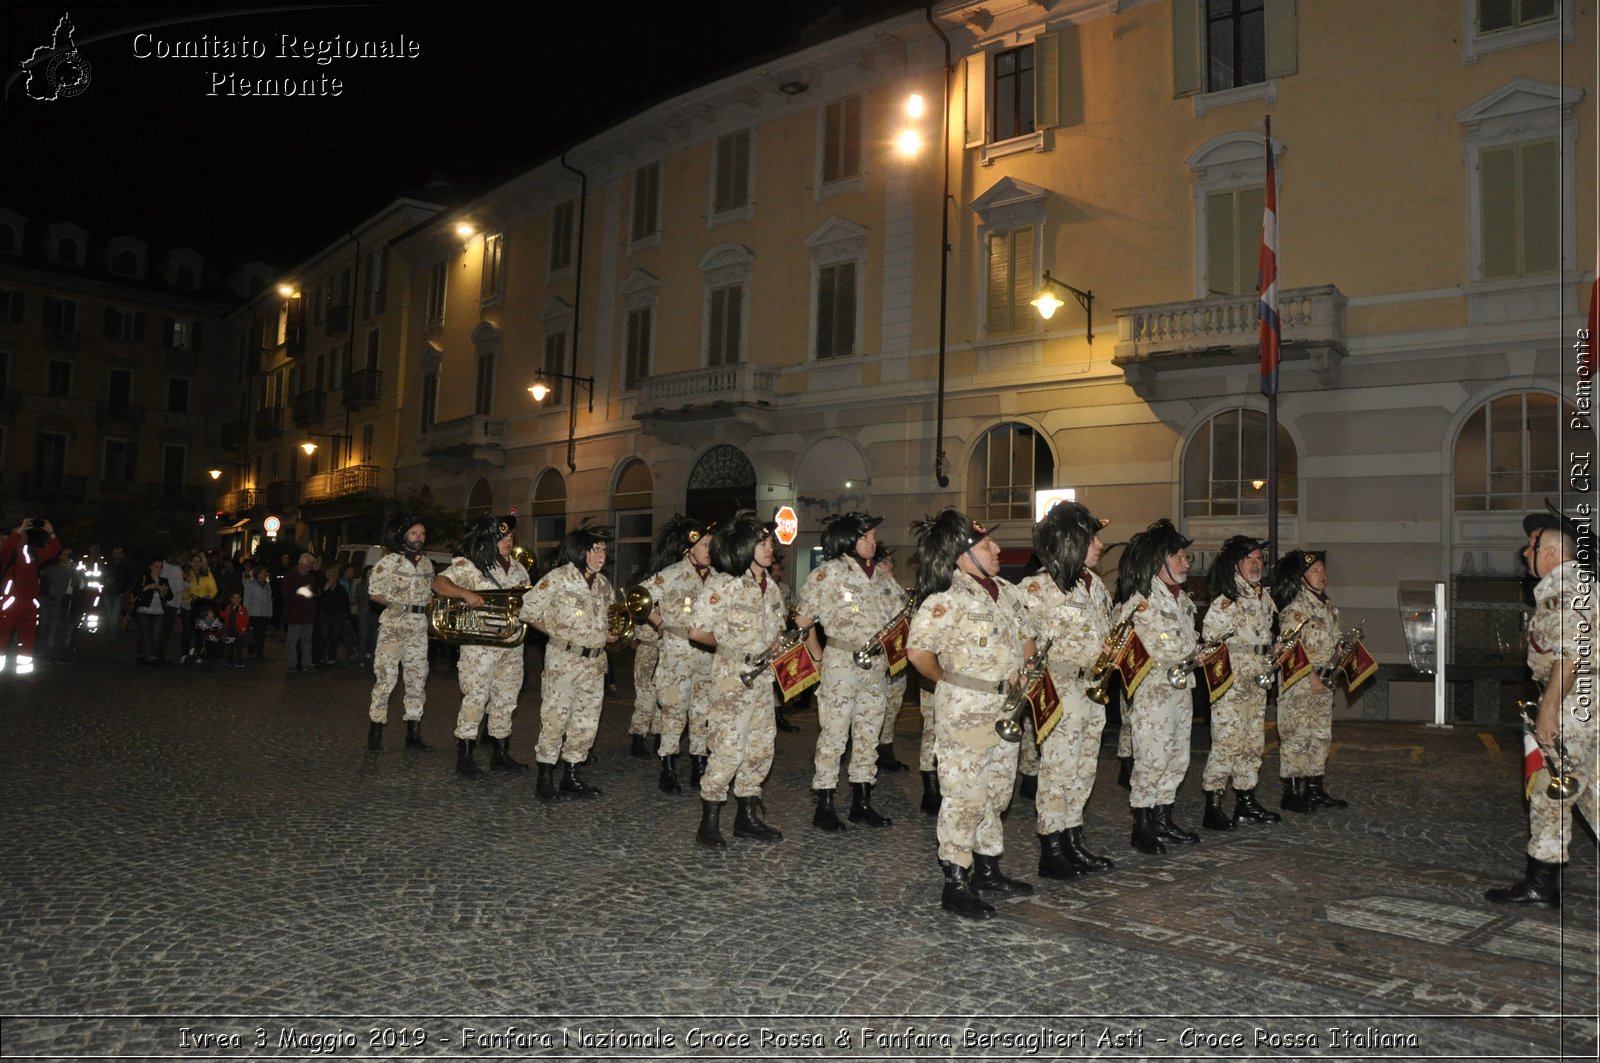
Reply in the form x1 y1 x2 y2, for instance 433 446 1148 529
0 518 64 676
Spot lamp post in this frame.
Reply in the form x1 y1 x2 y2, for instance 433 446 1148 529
299 431 351 467
528 370 594 473
1030 271 1095 343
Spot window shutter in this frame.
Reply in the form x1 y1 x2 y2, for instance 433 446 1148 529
1012 226 1034 331
1033 30 1060 130
163 318 176 348
838 262 857 357
1171 0 1203 98
1263 0 1299 80
709 288 727 363
1479 147 1517 279
1235 186 1264 295
1521 139 1559 275
986 232 1013 335
964 52 987 148
1206 191 1237 295
816 267 836 358
726 285 743 362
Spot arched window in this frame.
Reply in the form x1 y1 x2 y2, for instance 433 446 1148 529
112 249 140 277
967 422 1054 523
1453 391 1574 511
530 469 566 573
55 237 80 266
611 460 654 586
1182 409 1297 517
466 479 493 520
686 443 756 527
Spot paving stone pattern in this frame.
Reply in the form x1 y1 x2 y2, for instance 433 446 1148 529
1 632 1595 1060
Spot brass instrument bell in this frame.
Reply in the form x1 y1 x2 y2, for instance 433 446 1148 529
1519 700 1581 800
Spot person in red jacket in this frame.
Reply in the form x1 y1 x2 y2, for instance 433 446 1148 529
220 590 250 669
1 518 64 676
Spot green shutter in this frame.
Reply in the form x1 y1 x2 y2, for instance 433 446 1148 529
964 52 986 147
1206 191 1237 295
1479 146 1517 279
1033 30 1060 130
1236 186 1265 294
816 266 836 358
986 232 1013 335
1012 226 1035 332
838 261 857 356
1520 139 1559 275
1263 0 1298 80
1171 0 1203 98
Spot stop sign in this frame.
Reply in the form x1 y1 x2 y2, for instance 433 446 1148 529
773 505 798 545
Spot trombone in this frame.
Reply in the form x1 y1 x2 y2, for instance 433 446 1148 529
1253 617 1310 690
1519 699 1580 800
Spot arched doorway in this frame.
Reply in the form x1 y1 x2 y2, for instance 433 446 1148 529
685 444 756 528
529 469 566 575
611 459 654 587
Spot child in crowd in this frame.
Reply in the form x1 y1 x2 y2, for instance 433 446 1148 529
220 591 250 669
194 604 226 662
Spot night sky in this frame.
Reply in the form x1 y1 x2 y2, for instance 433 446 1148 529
7 1 916 273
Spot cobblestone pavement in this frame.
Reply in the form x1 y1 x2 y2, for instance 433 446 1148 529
1 629 1595 1061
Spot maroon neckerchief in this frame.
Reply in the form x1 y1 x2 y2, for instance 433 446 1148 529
404 551 422 564
496 556 511 574
972 575 1000 602
1160 579 1184 600
1305 584 1328 603
855 557 876 580
757 572 768 594
693 563 710 582
1080 572 1093 593
583 568 597 589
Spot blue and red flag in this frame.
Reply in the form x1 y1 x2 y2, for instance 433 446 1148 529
1257 119 1279 398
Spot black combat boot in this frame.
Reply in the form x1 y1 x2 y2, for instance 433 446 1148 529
658 754 683 795
1063 826 1114 872
1280 777 1315 814
455 738 481 777
366 721 383 753
1155 803 1199 844
1202 790 1235 831
489 736 529 772
696 799 728 849
404 720 432 752
559 760 602 798
1037 832 1081 880
876 742 908 771
1485 856 1561 907
1117 756 1134 789
1130 807 1166 854
971 853 1034 895
812 788 847 832
1305 775 1348 809
1019 773 1038 801
940 861 994 920
733 796 783 842
920 770 941 815
535 761 559 800
689 754 708 787
1232 787 1281 824
848 782 893 827
775 707 800 733
629 734 650 758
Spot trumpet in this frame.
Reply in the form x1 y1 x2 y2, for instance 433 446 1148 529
1167 631 1231 689
1519 700 1580 800
1315 623 1364 683
852 589 916 669
739 623 816 687
1253 617 1310 689
1085 615 1137 705
997 638 1054 742
607 581 656 643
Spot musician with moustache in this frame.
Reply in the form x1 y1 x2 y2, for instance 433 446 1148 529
647 516 716 794
1115 519 1200 855
431 514 532 778
686 513 788 848
1200 536 1281 830
906 509 1038 920
794 512 899 833
1272 549 1346 813
1017 501 1117 879
366 514 435 754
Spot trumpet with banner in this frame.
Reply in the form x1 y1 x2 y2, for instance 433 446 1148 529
1518 699 1581 801
996 638 1060 744
1086 612 1159 703
739 622 821 701
851 588 915 675
1318 624 1378 691
1165 631 1234 701
1253 616 1309 690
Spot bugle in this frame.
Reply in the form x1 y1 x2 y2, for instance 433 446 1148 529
1252 617 1310 689
1167 631 1231 689
739 623 816 687
1085 615 1137 705
996 638 1054 742
1519 699 1580 800
853 589 916 669
1315 623 1364 683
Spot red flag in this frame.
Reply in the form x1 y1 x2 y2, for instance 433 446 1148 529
1028 671 1063 745
1116 629 1154 698
1202 642 1234 703
772 641 820 702
1339 639 1379 690
1524 721 1546 800
1258 117 1280 398
1279 638 1313 691
879 615 910 677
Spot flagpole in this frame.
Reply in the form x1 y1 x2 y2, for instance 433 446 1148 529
1261 115 1280 567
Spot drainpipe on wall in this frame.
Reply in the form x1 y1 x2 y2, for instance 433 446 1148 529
927 5 953 489
559 152 588 474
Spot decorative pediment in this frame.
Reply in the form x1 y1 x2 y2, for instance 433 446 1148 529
697 242 755 273
804 217 868 264
620 269 661 297
1186 132 1284 183
970 176 1050 221
470 320 500 351
1456 78 1583 136
540 296 574 325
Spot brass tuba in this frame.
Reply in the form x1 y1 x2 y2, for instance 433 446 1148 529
608 582 656 643
428 588 530 646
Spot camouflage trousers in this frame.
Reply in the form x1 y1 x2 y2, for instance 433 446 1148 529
1126 682 1193 808
700 663 778 802
454 643 523 741
1528 707 1599 863
655 637 713 756
1018 716 1040 776
369 616 429 723
535 647 607 765
1202 678 1268 792
1277 677 1333 778
811 647 889 789
1036 689 1106 834
627 640 660 737
919 700 937 772
934 688 1019 868
1116 723 1132 759
879 671 908 744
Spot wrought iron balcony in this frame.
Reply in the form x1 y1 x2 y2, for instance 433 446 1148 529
341 368 381 409
302 464 390 502
219 487 259 513
254 406 284 440
291 389 325 427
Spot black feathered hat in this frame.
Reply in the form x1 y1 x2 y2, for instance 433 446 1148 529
1114 519 1192 605
1208 535 1266 603
710 511 774 576
910 508 995 603
820 511 884 560
1031 501 1106 594
1271 548 1325 609
559 518 615 569
456 513 513 579
383 513 426 554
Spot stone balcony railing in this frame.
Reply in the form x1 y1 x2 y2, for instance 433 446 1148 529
1112 284 1348 398
639 363 778 412
422 415 509 467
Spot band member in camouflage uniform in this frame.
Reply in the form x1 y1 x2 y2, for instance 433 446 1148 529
520 520 616 799
645 516 714 794
907 509 1037 920
1019 501 1117 879
1272 549 1347 813
1116 519 1200 854
1200 536 1281 830
873 549 914 771
367 515 435 754
771 555 801 734
1487 512 1594 907
796 512 898 832
431 515 532 778
626 612 661 757
687 513 787 848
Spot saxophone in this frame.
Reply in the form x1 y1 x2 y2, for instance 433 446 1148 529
427 588 530 647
